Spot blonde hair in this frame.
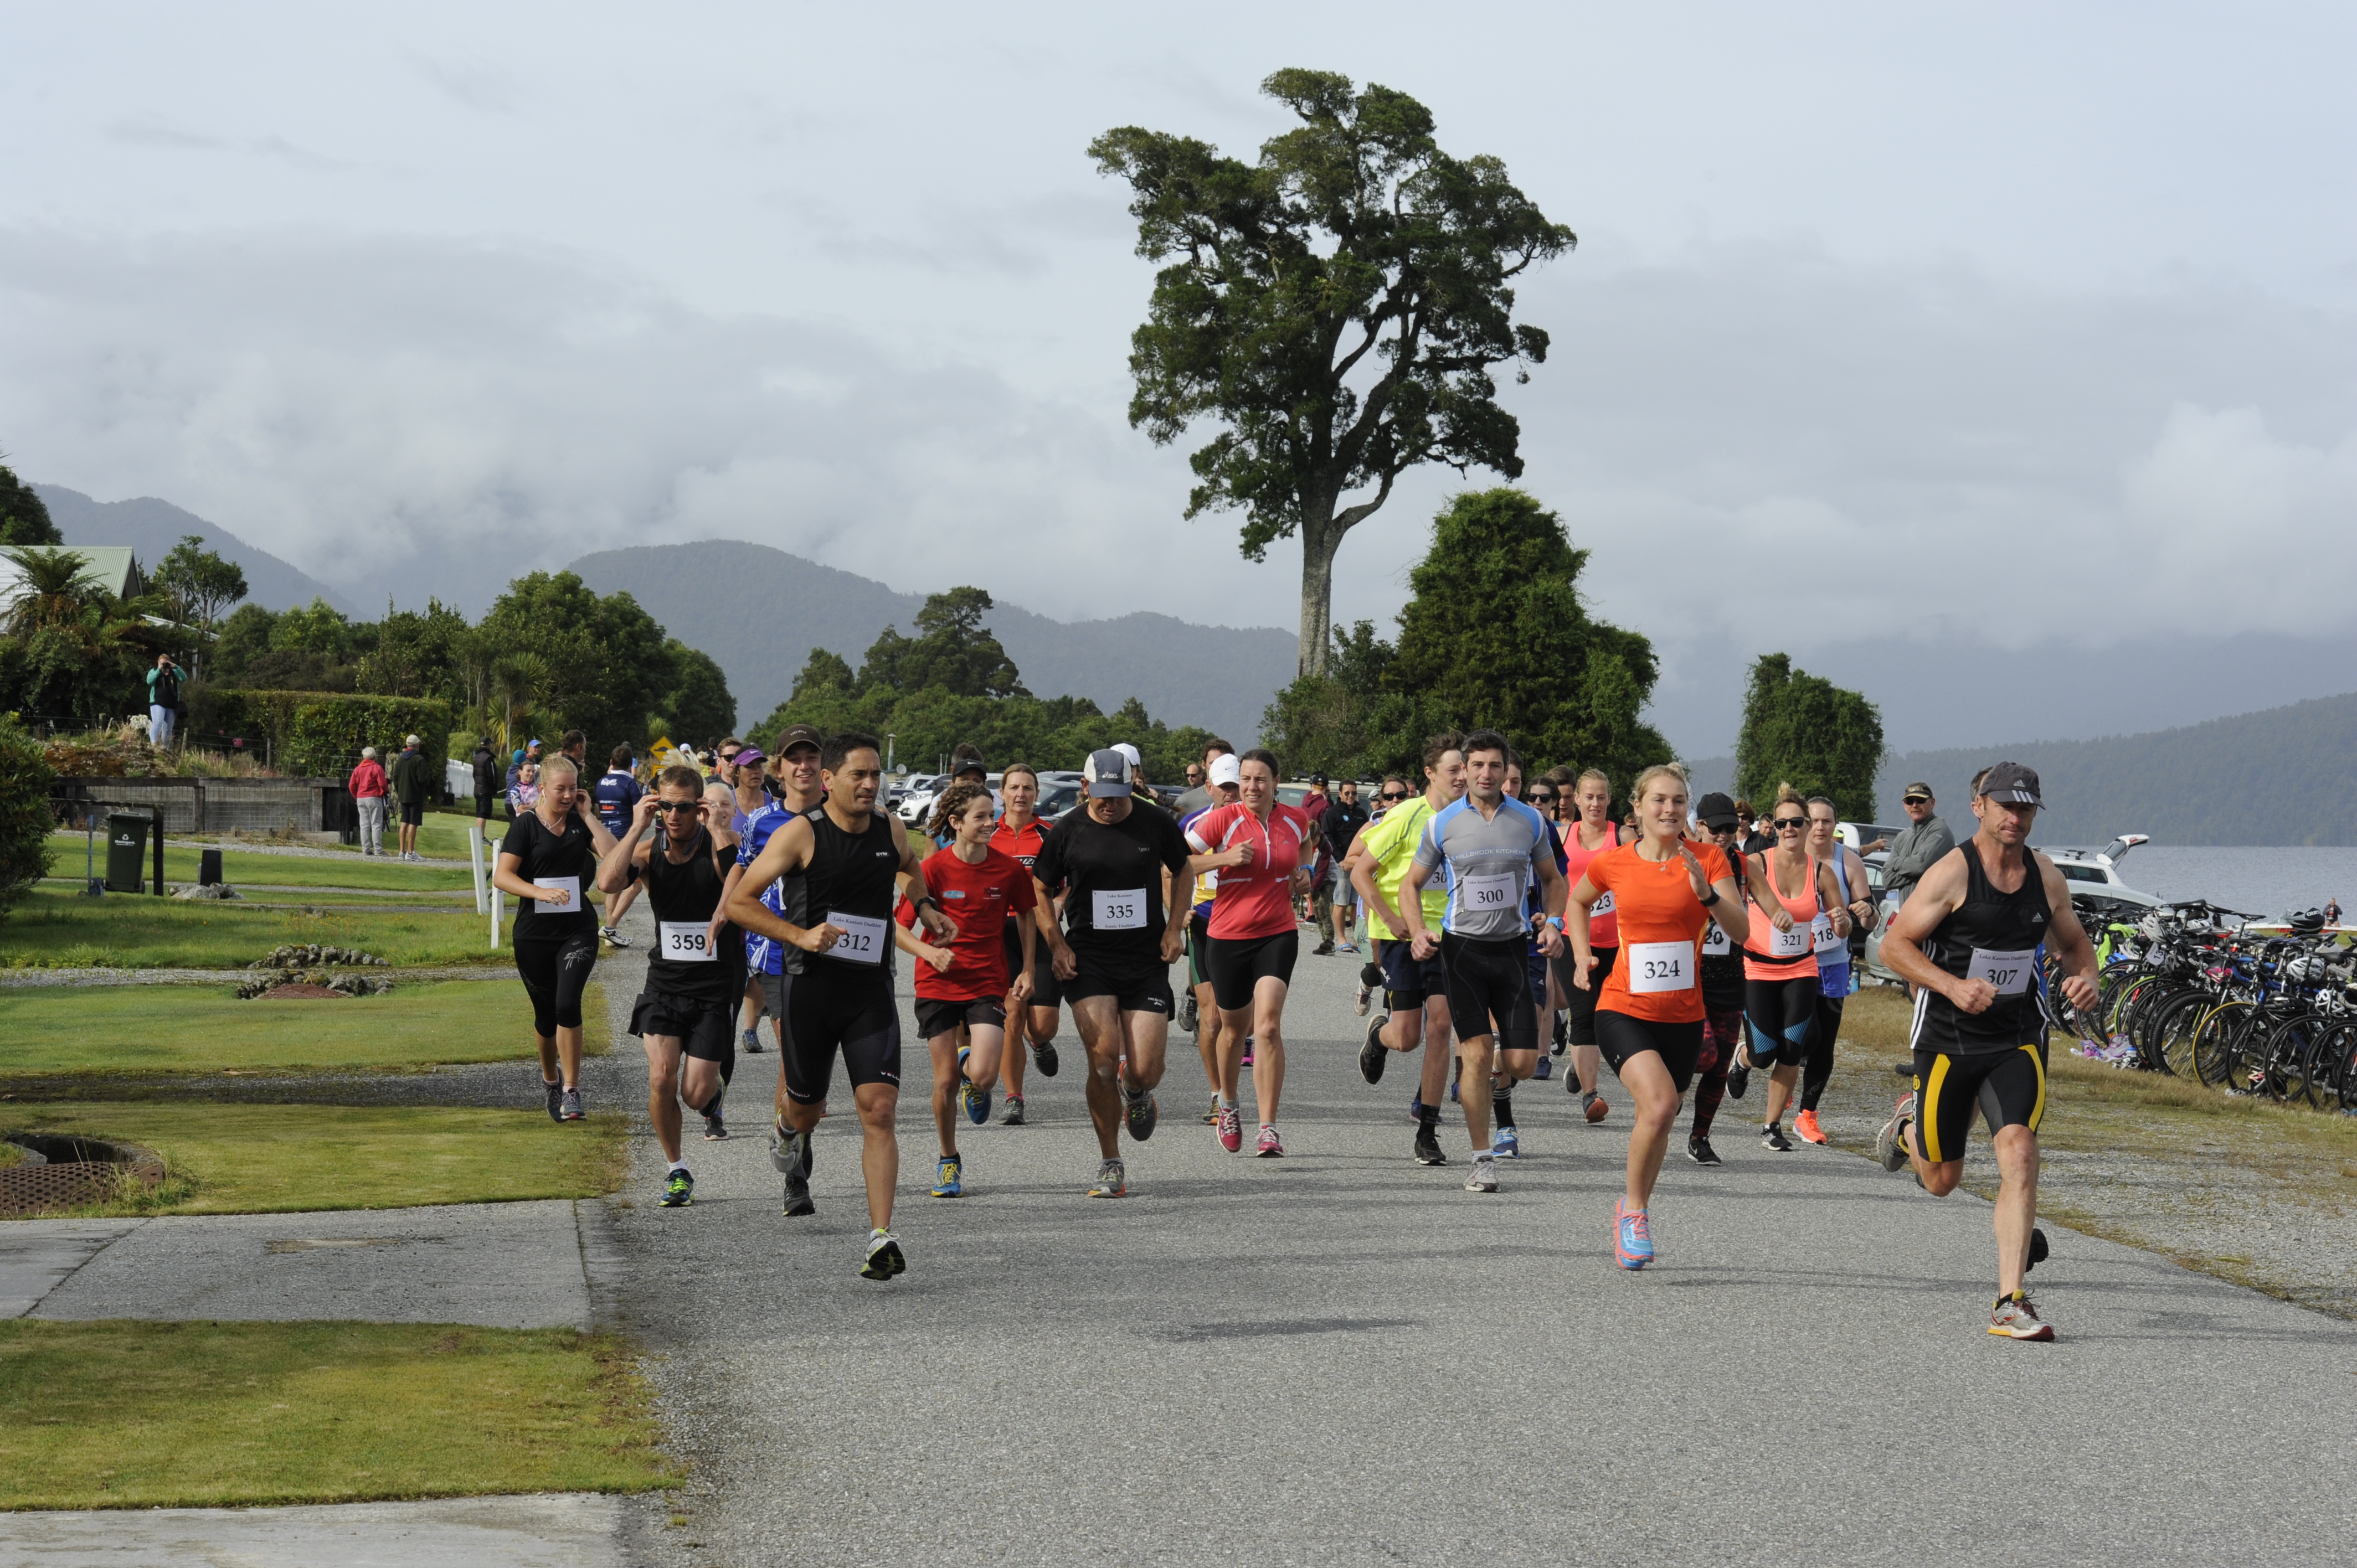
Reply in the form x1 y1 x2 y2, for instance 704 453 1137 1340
1575 768 1612 793
1772 781 1804 811
537 755 579 788
1630 763 1688 804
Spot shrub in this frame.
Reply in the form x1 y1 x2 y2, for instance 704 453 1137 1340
0 712 56 923
286 697 452 781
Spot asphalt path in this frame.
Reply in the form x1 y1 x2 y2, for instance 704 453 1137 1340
598 921 2357 1567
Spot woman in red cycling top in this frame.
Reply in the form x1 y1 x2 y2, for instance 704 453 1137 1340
990 762 1062 1124
1185 747 1316 1157
1559 767 1630 1123
1735 783 1851 1151
1566 764 1746 1269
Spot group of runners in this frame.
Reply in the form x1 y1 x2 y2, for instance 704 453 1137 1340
493 721 2096 1339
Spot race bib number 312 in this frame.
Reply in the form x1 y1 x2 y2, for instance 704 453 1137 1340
825 910 888 966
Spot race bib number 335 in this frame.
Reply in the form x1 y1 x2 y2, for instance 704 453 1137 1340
1093 888 1147 931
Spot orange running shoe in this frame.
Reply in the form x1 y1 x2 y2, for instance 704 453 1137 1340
1794 1109 1828 1145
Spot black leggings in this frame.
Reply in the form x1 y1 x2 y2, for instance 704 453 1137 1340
516 931 599 1036
1744 975 1817 1070
1562 946 1618 1045
1800 991 1845 1112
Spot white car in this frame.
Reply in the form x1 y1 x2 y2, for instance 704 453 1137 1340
1862 833 2159 983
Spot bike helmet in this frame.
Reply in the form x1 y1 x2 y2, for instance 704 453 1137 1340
2287 907 2326 933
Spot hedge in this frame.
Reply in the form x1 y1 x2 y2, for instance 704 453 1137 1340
201 690 451 782
0 712 56 922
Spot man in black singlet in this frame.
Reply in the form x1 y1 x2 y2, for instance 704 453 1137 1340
1875 762 2098 1341
600 765 740 1208
727 731 955 1281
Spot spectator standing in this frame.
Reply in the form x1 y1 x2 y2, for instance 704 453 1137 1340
510 762 540 817
507 739 543 817
349 746 389 857
389 734 431 861
560 730 588 774
144 653 182 747
1172 738 1235 818
2325 897 2342 927
593 744 646 947
470 736 502 844
1301 775 1334 951
1322 779 1370 953
1867 783 1957 907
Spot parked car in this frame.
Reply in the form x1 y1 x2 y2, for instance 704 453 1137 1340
1861 833 2159 983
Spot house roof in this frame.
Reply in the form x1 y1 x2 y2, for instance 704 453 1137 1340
0 545 147 604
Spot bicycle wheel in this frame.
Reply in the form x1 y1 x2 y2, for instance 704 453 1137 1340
2151 992 2211 1079
2258 1013 2318 1104
2193 1000 2256 1089
2313 1019 2357 1115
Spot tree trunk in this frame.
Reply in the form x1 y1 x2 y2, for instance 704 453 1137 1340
1297 503 1342 680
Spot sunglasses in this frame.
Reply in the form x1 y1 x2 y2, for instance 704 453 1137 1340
1772 817 1809 831
1529 791 1558 803
1378 791 1408 802
656 800 701 814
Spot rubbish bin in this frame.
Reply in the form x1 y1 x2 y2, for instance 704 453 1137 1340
105 814 151 894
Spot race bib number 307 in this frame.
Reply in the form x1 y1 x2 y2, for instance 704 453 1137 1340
1093 888 1147 931
1969 947 2036 995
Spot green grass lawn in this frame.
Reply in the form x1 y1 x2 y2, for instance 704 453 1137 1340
0 981 609 1082
2 1102 629 1215
45 833 476 892
0 885 579 969
0 1321 670 1509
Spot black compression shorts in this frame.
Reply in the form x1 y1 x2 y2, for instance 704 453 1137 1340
514 930 598 1035
915 996 1007 1040
1910 1040 2047 1164
1064 950 1173 1015
1594 1010 1705 1094
630 990 734 1062
1562 946 1618 1045
1187 912 1214 989
1001 920 1060 1009
1746 975 1818 1069
1207 930 1298 1012
1376 937 1449 1012
1440 931 1537 1055
783 970 902 1104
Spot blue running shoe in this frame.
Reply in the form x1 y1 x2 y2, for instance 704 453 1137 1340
1532 1055 1553 1081
961 1077 990 1126
1493 1124 1521 1159
930 1154 963 1198
1407 1095 1425 1124
1615 1198 1654 1270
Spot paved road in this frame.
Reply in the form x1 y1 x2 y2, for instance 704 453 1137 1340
595 931 2357 1567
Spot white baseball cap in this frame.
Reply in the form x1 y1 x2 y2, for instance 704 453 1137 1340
1113 742 1141 770
1208 753 1242 788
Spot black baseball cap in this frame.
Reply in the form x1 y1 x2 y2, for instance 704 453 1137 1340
1979 762 2043 806
1695 792 1740 829
775 724 822 757
1902 781 1934 802
1310 773 1328 786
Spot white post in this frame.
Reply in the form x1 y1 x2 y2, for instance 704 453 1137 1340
466 827 487 915
490 881 502 950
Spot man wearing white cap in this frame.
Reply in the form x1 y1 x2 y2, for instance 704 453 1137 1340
1033 747 1199 1198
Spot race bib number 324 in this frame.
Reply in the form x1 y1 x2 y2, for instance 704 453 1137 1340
1625 940 1695 994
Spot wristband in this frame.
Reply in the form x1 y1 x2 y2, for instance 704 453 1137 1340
1700 887 1721 907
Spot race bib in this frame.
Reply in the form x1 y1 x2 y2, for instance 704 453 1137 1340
1626 941 1694 994
1591 889 1615 916
1969 947 2036 995
657 921 716 963
1767 921 1810 959
824 910 888 966
532 876 580 911
1812 913 1845 955
1460 872 1520 916
1093 888 1147 930
1701 921 1731 955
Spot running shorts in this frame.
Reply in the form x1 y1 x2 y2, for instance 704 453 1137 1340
916 996 1007 1039
1207 930 1298 1012
1376 937 1449 1012
1187 912 1214 989
629 989 734 1062
514 930 598 1035
1594 1009 1706 1094
1910 1040 2047 1163
1746 975 1818 1069
1525 941 1548 1010
1562 946 1618 1045
755 970 791 1034
1331 863 1357 905
399 801 425 827
1440 931 1538 1054
1064 951 1174 1015
1001 920 1061 1009
474 792 495 821
782 970 902 1104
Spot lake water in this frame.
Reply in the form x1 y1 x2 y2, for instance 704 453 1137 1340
2079 845 2357 922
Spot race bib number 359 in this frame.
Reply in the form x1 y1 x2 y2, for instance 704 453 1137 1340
658 921 716 962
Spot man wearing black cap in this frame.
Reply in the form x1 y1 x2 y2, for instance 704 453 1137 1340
1865 782 1955 908
1873 762 2099 1342
1032 747 1199 1199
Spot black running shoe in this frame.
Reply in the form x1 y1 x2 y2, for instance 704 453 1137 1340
1413 1118 1448 1166
861 1227 905 1281
1033 1041 1059 1077
1551 1014 1568 1054
1726 1053 1751 1101
1761 1122 1793 1152
2027 1226 2049 1275
1360 1015 1390 1085
1123 1087 1157 1142
543 1077 564 1122
659 1168 694 1208
1686 1134 1722 1167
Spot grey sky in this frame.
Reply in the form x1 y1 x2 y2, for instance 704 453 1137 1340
3 2 2352 754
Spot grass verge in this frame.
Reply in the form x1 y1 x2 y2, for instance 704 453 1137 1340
45 833 476 893
0 886 560 969
0 1320 672 1510
0 981 608 1084
1 1103 629 1215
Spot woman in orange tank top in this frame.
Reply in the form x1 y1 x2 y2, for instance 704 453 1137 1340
1557 767 1630 1124
1733 785 1851 1151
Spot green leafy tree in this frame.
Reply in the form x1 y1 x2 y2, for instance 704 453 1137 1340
152 535 249 661
1733 653 1886 819
791 648 857 704
0 460 59 548
857 588 1028 699
0 712 55 924
1262 618 1414 779
356 599 474 706
208 604 278 685
0 546 179 723
1092 69 1576 678
476 572 670 750
652 639 736 745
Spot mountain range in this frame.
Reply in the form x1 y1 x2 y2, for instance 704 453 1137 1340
567 540 1298 742
1683 691 2357 846
37 485 356 615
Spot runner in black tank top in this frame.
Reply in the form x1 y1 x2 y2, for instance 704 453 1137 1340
601 771 741 1208
725 731 955 1281
1872 762 2100 1342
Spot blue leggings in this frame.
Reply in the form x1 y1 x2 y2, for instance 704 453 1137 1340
1744 975 1818 1070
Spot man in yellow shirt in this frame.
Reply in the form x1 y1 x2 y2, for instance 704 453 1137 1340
1350 730 1466 1168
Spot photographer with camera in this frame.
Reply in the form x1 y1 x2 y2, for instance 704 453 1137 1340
145 653 182 747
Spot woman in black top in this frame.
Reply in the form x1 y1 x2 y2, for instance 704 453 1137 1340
493 754 620 1123
600 765 740 1206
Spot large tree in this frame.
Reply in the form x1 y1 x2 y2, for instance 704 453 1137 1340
0 461 59 548
152 535 249 661
857 587 1027 699
0 546 176 723
1733 653 1886 821
477 572 673 750
1092 69 1574 678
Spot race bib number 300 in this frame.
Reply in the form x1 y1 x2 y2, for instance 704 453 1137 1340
825 910 888 966
1093 888 1147 931
1626 941 1694 994
1969 947 2036 995
658 922 716 962
1461 872 1519 915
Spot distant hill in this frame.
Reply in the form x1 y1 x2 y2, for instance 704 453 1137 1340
567 540 1298 742
1681 693 2357 845
35 485 356 615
